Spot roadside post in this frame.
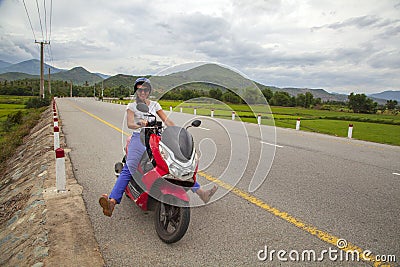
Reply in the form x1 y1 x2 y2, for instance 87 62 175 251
55 148 66 192
54 126 60 149
257 114 261 125
232 111 235 121
211 109 214 118
296 118 301 131
194 108 197 115
348 124 353 138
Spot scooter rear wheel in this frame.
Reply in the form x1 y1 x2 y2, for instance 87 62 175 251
154 196 190 244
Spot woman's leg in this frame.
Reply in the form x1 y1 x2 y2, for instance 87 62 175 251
192 180 218 204
109 132 146 204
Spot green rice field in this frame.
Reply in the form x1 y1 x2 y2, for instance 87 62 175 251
108 98 400 146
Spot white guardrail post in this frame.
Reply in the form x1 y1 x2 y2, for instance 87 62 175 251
55 148 66 192
54 126 60 149
296 118 301 131
348 124 353 138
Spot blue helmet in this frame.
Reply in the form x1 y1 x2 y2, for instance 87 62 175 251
133 77 152 95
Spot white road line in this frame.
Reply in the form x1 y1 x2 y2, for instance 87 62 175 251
393 172 400 176
260 141 284 148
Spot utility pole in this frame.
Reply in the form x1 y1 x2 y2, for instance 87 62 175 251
70 81 73 97
35 41 50 98
94 83 96 98
48 68 51 95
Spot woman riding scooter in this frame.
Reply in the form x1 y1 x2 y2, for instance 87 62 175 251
99 77 217 217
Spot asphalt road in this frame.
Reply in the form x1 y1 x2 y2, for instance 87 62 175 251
56 97 399 266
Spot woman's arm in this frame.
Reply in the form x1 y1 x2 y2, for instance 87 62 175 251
157 109 175 127
126 109 147 130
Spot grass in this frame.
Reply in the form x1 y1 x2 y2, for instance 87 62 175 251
157 100 400 146
103 98 400 145
0 97 27 135
0 95 46 167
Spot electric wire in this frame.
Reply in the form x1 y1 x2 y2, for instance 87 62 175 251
47 0 55 68
49 0 52 42
44 0 48 41
22 0 55 74
22 0 37 41
35 0 45 41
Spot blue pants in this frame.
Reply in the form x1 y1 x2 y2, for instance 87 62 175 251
110 132 201 203
110 133 146 203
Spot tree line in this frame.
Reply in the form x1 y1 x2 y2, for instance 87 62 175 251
0 78 398 114
0 79 131 98
161 87 398 114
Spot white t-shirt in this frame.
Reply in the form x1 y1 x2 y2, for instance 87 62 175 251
126 101 162 133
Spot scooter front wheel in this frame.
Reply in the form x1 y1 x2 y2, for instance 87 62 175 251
154 196 190 244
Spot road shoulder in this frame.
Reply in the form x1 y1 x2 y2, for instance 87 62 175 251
0 107 104 266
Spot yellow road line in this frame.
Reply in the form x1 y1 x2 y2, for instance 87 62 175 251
199 171 393 266
71 103 130 136
69 100 392 267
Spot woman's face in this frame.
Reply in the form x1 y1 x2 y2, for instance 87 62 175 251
136 84 150 101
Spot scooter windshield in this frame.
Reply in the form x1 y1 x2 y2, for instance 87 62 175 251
160 126 194 163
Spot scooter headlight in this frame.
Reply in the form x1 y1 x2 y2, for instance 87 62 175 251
159 143 197 180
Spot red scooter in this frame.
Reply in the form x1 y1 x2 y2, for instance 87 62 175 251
114 103 201 243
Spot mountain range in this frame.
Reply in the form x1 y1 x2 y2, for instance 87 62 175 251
0 59 398 103
0 59 105 85
0 59 63 75
369 91 400 102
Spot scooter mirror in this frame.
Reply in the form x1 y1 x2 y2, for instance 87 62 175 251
136 102 149 113
191 120 201 127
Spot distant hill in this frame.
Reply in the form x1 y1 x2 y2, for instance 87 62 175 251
146 64 351 102
0 72 38 81
102 74 142 88
99 63 352 102
0 59 64 75
369 91 400 102
51 67 104 85
0 59 105 85
95 73 111 79
150 63 255 91
2 60 397 103
0 60 12 69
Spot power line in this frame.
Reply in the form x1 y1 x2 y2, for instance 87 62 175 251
46 0 54 67
35 0 45 41
44 0 48 41
46 43 55 68
49 0 53 41
22 0 37 41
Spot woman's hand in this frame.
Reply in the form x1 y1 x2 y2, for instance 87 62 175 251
138 119 148 127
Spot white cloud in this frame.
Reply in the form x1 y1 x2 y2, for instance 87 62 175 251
0 0 399 93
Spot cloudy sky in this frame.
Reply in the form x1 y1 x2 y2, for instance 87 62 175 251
0 0 399 94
